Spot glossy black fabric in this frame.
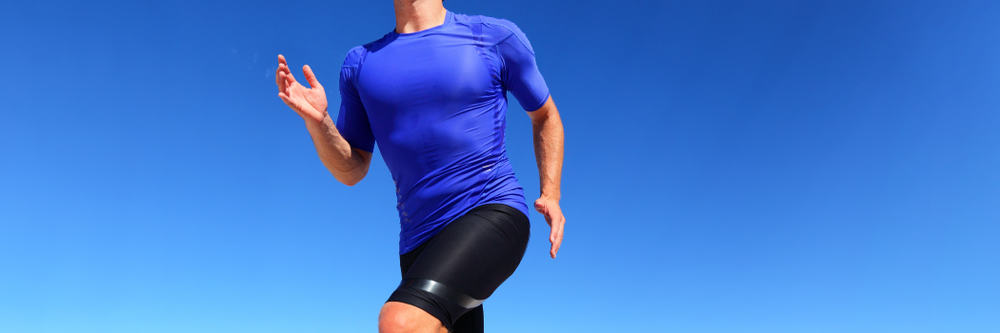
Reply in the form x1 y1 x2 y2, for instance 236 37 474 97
387 203 530 332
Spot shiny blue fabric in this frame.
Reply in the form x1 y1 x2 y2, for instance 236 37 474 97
335 11 550 254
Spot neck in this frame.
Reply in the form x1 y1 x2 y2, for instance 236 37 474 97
393 0 447 34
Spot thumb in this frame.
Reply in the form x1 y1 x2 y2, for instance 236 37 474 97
302 65 322 89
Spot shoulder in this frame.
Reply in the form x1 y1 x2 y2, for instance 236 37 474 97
342 32 396 68
458 13 535 51
341 45 367 68
483 16 534 51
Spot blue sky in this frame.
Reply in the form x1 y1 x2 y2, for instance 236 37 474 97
2 0 998 332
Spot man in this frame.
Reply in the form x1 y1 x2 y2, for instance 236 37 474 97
275 0 565 331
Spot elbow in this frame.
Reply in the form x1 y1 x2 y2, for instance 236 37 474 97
334 173 363 187
332 166 368 187
329 148 373 187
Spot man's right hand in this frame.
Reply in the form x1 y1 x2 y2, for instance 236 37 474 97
276 54 329 123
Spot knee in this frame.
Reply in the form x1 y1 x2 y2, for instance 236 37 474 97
379 302 436 333
379 309 414 333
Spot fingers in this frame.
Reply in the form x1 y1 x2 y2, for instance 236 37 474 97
537 199 565 259
535 197 561 258
275 67 282 88
277 55 298 94
276 55 286 91
555 216 564 256
548 213 564 258
549 228 560 258
279 62 297 84
280 72 297 95
279 71 303 97
277 69 287 93
302 64 322 89
549 216 557 243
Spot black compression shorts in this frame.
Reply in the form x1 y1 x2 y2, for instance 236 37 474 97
387 203 531 332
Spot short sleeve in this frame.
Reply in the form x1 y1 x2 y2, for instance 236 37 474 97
496 22 550 111
335 48 376 152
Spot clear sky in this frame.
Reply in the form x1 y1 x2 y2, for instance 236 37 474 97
2 0 999 332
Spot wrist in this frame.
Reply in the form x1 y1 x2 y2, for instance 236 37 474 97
304 111 331 129
539 192 560 201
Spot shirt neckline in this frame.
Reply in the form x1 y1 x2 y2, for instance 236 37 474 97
390 10 454 38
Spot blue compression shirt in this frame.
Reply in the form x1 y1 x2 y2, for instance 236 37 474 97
335 11 550 254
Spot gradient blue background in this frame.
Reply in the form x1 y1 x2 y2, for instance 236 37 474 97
2 0 999 332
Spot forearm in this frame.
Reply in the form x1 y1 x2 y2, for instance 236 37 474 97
532 110 564 200
303 113 369 186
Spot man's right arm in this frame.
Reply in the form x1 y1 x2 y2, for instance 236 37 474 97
276 54 371 186
303 113 372 186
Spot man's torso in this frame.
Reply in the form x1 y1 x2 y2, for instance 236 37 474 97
344 11 533 254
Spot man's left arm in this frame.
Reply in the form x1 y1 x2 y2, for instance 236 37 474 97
527 96 565 259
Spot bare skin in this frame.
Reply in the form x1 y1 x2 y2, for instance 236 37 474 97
275 55 372 186
275 1 564 331
527 96 566 259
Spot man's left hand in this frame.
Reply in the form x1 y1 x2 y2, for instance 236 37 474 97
534 196 565 259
